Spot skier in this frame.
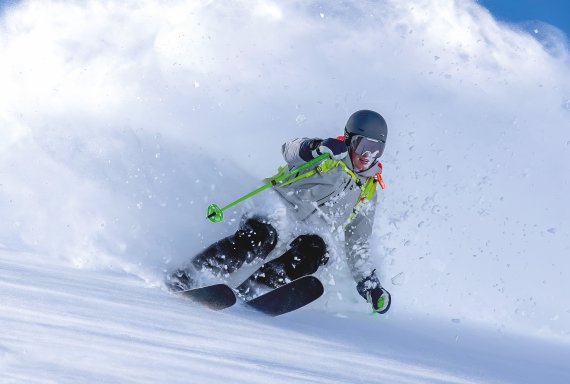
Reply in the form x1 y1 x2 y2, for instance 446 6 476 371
168 110 391 314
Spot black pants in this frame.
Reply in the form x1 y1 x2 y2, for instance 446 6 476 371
191 216 328 297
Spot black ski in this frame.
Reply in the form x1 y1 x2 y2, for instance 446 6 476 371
175 284 236 310
174 276 324 316
245 276 324 316
169 232 327 315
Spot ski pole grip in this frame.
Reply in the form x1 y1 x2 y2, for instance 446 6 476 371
276 152 330 182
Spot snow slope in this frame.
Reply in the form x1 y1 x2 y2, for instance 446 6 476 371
1 0 570 382
2 249 569 384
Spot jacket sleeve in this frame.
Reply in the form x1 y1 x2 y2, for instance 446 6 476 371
344 194 378 284
281 138 320 166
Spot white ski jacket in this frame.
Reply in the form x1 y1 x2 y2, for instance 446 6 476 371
274 138 381 283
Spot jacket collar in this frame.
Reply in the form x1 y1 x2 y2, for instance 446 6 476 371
342 157 380 179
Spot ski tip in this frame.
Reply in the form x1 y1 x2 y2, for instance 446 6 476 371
175 283 237 310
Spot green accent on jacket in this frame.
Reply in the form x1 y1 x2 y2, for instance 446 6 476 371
268 159 378 223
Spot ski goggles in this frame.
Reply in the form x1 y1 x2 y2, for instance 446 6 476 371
349 135 385 161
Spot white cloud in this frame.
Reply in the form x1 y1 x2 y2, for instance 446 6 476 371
253 1 283 21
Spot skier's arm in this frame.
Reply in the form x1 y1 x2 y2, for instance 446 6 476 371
281 137 348 166
281 138 321 166
344 196 378 285
345 197 392 314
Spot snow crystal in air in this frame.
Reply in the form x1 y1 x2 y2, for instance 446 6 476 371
391 272 405 286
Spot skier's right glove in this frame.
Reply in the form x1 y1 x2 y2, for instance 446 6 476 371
356 270 391 314
310 138 348 160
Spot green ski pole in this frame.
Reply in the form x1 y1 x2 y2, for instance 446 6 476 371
207 153 330 223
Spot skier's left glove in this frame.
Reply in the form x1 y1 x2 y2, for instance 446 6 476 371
310 138 348 160
357 270 391 314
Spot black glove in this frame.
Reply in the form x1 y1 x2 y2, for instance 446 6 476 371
357 270 391 314
309 138 348 160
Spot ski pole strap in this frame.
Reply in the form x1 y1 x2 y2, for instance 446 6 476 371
264 153 331 187
274 158 361 188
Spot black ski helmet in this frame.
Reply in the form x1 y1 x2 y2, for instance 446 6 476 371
344 110 388 143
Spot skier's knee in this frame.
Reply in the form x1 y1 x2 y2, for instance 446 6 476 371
235 216 278 262
190 216 278 276
289 234 328 267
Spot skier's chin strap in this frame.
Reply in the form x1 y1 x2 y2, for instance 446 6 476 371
268 158 385 223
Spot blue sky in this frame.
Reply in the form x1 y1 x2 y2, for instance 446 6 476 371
478 0 570 38
0 0 17 8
